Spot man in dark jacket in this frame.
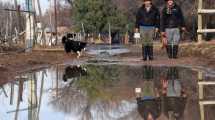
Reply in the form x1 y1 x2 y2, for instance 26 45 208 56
136 0 160 61
161 0 186 59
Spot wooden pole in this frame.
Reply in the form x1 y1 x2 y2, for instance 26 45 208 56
5 11 9 42
198 29 215 33
17 6 22 44
14 0 20 36
198 9 215 14
54 0 58 45
108 22 111 44
82 22 85 41
198 0 203 43
14 79 24 120
25 0 36 52
28 73 37 120
9 10 13 46
56 65 59 96
49 0 53 46
12 1 22 45
32 0 37 46
199 85 204 99
199 103 205 120
10 83 14 105
36 70 46 120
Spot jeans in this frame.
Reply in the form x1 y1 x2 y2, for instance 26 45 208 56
140 26 155 46
165 28 180 45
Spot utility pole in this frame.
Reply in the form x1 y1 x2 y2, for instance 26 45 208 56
54 0 58 45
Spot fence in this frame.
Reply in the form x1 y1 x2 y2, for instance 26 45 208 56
197 0 215 42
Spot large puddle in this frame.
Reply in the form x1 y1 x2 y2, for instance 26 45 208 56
0 64 215 120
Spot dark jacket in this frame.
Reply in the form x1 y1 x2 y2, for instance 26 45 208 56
161 4 185 32
135 5 160 29
137 98 161 120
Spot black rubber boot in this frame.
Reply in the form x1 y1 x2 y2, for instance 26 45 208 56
142 45 147 61
170 45 175 59
149 46 153 60
173 45 179 59
166 46 169 58
166 45 172 58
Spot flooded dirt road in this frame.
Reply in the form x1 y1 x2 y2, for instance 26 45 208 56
0 44 215 120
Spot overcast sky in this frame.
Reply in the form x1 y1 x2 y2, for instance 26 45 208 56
0 0 49 14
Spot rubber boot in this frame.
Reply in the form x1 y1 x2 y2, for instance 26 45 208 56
166 45 172 58
173 45 179 59
149 46 153 60
142 45 147 61
169 45 174 59
166 45 169 58
146 46 150 60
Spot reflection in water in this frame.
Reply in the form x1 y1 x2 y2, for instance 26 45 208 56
0 65 214 120
136 67 187 120
137 66 161 120
197 70 215 120
62 65 120 101
163 67 187 120
63 66 87 82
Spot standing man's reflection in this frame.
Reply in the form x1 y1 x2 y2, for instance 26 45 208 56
162 67 187 120
136 66 187 120
136 66 161 120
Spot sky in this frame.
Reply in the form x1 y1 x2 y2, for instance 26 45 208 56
0 0 50 14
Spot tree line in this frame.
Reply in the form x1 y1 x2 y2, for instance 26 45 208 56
68 0 215 40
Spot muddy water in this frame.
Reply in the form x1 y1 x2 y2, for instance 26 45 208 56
0 64 215 120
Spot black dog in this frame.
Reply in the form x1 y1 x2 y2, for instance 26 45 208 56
62 33 87 58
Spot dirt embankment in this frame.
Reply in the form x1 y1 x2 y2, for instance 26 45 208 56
180 42 215 68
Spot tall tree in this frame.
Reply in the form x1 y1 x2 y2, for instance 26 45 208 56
72 0 128 33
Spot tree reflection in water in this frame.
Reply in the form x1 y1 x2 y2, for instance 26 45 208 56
51 65 140 119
